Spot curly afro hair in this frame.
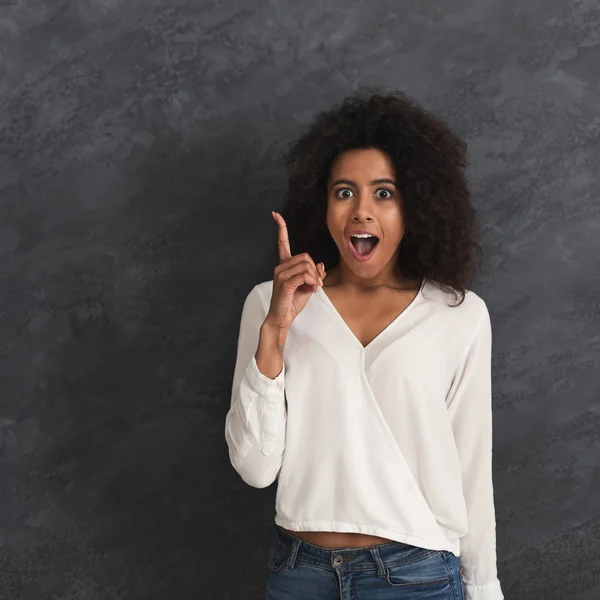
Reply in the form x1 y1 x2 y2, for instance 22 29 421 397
277 86 483 307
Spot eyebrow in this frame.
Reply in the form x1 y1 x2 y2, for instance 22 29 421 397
329 178 397 188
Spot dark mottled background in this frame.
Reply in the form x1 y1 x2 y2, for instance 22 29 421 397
1 1 599 599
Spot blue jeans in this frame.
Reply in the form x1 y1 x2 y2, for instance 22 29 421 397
265 525 464 600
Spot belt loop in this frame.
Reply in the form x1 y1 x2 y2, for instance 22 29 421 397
287 538 301 569
369 546 386 579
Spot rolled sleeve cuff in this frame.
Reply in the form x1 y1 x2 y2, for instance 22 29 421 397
243 355 285 456
462 579 504 600
245 354 285 393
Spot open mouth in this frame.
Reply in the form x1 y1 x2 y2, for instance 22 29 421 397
349 234 379 259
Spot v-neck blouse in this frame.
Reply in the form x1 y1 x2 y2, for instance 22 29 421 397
225 278 504 600
315 277 426 350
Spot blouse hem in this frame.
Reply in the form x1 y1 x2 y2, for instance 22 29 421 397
273 515 460 556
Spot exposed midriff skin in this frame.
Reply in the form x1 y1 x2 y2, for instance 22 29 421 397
280 527 396 548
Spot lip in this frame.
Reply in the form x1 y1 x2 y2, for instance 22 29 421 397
346 229 380 238
347 236 379 262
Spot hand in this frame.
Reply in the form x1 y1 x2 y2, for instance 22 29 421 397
264 211 326 331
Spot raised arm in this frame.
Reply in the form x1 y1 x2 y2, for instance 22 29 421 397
224 284 288 488
225 210 325 489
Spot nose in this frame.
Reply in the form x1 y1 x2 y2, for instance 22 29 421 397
352 214 373 222
351 196 374 222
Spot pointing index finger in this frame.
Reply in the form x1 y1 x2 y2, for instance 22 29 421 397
273 211 292 263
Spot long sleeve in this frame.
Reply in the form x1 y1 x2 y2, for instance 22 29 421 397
224 284 287 489
446 304 504 600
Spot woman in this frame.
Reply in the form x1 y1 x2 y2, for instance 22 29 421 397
225 88 504 600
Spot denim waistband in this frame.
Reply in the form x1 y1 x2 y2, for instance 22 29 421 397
272 525 445 573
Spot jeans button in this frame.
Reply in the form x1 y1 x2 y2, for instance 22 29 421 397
333 555 343 566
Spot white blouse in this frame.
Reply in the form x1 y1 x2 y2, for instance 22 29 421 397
225 277 504 600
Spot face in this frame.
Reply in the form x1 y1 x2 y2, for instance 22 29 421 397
325 147 405 286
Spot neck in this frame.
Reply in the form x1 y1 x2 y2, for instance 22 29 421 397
327 262 419 291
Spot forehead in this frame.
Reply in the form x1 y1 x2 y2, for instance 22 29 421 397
329 147 395 179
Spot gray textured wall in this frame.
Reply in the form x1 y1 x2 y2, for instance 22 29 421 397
1 1 599 599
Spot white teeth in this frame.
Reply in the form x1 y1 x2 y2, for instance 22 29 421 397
350 234 376 238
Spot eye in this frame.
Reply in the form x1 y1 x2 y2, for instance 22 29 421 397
335 188 354 199
376 188 394 199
